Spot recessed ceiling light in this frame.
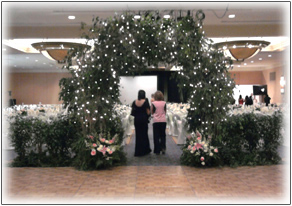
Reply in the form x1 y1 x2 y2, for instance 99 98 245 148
134 14 141 19
68 16 75 20
163 14 171 19
26 57 29 59
251 61 254 63
35 60 38 62
268 55 272 57
244 63 247 66
259 58 262 60
228 14 235 19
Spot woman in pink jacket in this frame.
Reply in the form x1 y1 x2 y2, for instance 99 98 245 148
151 90 167 155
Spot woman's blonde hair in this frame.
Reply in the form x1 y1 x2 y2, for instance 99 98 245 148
154 90 164 101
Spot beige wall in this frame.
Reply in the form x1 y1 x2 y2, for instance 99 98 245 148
230 71 265 85
5 66 286 106
6 73 71 105
262 66 285 104
230 65 285 104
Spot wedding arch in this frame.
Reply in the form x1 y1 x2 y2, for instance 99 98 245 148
59 10 235 169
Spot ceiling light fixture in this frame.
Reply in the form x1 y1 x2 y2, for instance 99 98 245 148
163 14 171 19
68 15 75 20
214 40 270 62
134 12 141 19
32 42 91 64
228 14 235 18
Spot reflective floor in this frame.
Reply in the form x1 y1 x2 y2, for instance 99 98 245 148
3 164 289 204
3 123 290 204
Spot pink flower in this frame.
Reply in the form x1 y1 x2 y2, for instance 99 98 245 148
91 150 96 156
192 146 197 151
193 143 203 150
88 135 94 140
197 137 201 141
100 138 105 143
187 135 192 140
98 146 107 156
214 148 218 153
200 157 205 161
108 150 113 155
93 143 97 147
109 139 114 144
187 145 192 150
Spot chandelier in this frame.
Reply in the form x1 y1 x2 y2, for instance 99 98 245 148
214 40 270 62
31 42 90 64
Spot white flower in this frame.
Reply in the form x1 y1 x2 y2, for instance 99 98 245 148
209 152 213 156
201 162 205 165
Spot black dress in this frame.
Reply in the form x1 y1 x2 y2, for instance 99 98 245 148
131 99 151 156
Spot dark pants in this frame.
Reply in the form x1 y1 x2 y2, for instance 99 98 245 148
153 122 166 154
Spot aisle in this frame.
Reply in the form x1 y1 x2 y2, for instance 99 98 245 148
124 122 183 166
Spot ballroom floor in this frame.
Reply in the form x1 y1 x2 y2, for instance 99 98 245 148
2 124 290 204
3 164 289 204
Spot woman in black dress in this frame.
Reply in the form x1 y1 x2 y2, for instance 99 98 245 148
131 90 151 156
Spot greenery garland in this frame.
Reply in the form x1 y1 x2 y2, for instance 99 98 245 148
59 10 235 169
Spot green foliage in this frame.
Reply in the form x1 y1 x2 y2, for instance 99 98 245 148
9 115 34 164
214 111 283 167
57 10 238 169
9 114 79 167
60 11 223 169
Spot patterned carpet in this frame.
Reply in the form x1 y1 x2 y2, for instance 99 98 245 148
124 122 183 166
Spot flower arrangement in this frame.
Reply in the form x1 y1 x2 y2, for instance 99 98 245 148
71 130 126 170
180 131 219 167
85 133 119 161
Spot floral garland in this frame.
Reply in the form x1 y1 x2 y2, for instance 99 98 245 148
181 131 219 167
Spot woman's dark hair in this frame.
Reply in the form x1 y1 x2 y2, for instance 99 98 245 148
239 95 242 99
138 90 146 100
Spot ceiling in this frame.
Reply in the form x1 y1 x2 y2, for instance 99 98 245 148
2 1 290 73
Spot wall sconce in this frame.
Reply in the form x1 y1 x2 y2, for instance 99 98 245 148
280 76 285 94
214 40 270 62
